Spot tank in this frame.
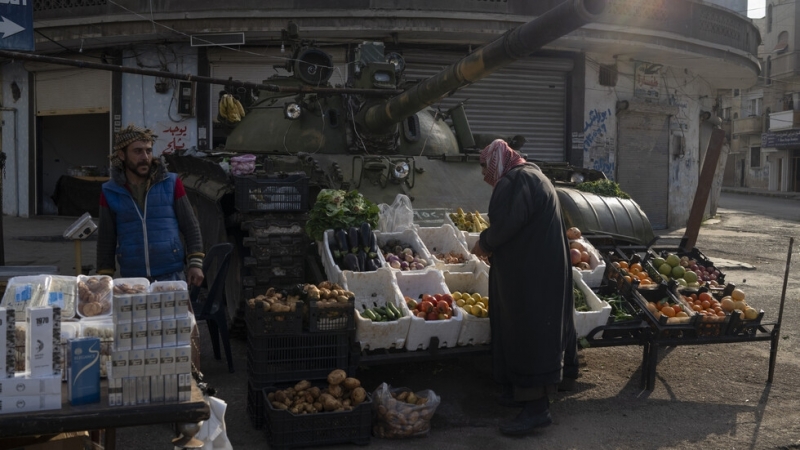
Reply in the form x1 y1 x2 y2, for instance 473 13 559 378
166 0 653 326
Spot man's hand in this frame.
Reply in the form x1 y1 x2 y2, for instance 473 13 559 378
187 267 204 287
471 241 491 259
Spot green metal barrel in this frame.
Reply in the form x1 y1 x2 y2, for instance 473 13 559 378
557 187 655 246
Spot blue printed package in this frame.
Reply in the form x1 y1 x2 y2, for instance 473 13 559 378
67 337 101 406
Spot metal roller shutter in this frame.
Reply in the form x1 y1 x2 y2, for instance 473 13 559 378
402 51 573 161
35 69 111 116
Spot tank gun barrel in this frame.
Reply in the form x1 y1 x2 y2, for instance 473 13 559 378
364 0 607 132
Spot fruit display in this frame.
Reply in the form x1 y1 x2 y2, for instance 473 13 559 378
643 295 693 323
382 240 429 271
372 382 441 439
653 253 724 288
330 223 383 272
266 370 367 414
454 291 489 318
449 208 489 233
304 281 355 307
609 260 657 287
405 294 454 320
569 239 593 271
358 301 406 322
431 251 468 265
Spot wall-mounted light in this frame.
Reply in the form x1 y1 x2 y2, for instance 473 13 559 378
284 102 302 120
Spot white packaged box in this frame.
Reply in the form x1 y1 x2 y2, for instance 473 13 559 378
26 306 60 377
176 317 192 347
395 269 463 350
132 294 148 322
160 292 175 320
107 376 119 406
144 349 161 377
128 349 145 377
147 321 162 349
162 319 177 347
114 294 133 324
174 346 191 374
151 375 164 403
132 322 148 350
136 376 149 404
0 372 61 396
123 377 135 406
111 351 129 378
165 374 178 402
174 291 190 317
570 238 606 288
160 347 175 375
0 307 14 378
115 322 132 351
147 293 162 321
178 373 190 402
0 393 61 415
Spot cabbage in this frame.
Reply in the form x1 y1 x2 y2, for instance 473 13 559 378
305 189 380 241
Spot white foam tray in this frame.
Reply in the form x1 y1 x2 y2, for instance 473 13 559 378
571 238 606 288
343 268 411 351
573 267 611 339
395 269 463 350
415 224 478 272
444 268 490 346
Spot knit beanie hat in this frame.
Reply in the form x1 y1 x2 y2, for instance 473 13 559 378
113 124 157 152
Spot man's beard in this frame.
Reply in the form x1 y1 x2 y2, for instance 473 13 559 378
125 159 151 178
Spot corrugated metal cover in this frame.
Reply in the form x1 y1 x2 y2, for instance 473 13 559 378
616 114 670 229
35 69 110 115
402 51 572 161
557 187 655 245
208 47 346 123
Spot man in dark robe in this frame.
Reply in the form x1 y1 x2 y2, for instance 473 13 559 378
471 139 575 436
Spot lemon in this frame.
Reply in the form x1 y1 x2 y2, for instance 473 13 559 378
471 293 482 301
466 297 476 306
480 308 489 318
452 292 462 301
456 299 466 308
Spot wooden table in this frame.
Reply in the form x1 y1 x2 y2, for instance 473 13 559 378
0 379 210 449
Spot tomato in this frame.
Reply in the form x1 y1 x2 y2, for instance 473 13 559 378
419 301 434 313
698 292 713 302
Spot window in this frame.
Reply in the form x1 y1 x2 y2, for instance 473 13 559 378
768 4 773 33
749 97 762 116
775 31 789 54
722 107 732 120
734 89 740 97
766 57 772 85
751 147 761 168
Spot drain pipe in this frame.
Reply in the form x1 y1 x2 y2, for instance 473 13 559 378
0 107 17 216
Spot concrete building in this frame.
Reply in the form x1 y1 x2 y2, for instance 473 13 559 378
2 0 759 229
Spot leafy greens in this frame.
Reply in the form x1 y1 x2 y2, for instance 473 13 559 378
575 179 631 199
305 189 380 241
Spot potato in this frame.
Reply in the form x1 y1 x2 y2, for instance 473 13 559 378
294 380 311 392
377 405 388 417
290 405 302 414
267 392 275 401
351 387 366 406
342 377 361 390
271 401 288 410
308 387 321 399
313 401 323 411
342 399 351 407
416 396 428 405
327 369 347 386
397 391 409 402
327 384 343 399
274 391 287 403
409 411 420 423
322 395 341 411
406 392 417 404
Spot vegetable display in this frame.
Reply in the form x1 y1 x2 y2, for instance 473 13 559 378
405 294 454 320
574 285 589 312
575 179 631 199
358 301 406 322
598 292 635 321
454 292 489 318
330 223 382 272
267 370 367 414
449 208 489 233
382 240 428 271
305 189 380 242
372 382 441 439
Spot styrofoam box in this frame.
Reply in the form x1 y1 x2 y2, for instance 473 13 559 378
374 229 434 272
319 229 387 287
445 212 488 246
395 269 463 350
444 268 490 346
415 224 478 272
571 238 606 288
343 267 411 351
573 267 611 339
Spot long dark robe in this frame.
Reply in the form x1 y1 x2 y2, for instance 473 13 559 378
479 163 573 388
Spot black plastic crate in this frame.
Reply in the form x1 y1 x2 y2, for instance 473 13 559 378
247 380 266 429
243 273 306 289
245 300 304 337
235 174 309 213
244 234 309 258
247 332 353 385
262 387 372 449
244 254 307 270
308 299 355 333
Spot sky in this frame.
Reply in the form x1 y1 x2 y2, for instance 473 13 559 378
749 0 765 18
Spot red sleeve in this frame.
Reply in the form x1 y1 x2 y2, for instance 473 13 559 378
99 191 109 207
174 177 187 200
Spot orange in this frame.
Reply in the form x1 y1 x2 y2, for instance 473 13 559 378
623 275 632 284
618 261 629 269
698 292 712 303
661 306 676 317
630 263 643 272
672 305 683 315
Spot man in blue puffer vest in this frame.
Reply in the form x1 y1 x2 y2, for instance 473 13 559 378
96 124 205 286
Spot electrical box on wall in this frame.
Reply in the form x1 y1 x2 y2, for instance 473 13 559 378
177 81 195 116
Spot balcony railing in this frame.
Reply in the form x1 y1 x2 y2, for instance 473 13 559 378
769 110 800 132
733 116 763 135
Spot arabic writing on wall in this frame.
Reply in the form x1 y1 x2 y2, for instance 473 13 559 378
583 108 615 179
159 125 187 154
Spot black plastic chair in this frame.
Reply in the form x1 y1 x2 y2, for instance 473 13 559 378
190 242 235 373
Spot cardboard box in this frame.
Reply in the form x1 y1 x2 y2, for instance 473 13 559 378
160 347 175 375
67 337 100 406
128 350 144 377
114 294 133 324
114 322 132 351
160 292 176 320
0 393 61 415
162 319 177 347
147 293 162 321
144 349 160 377
0 308 14 379
132 321 148 350
147 320 162 349
132 294 148 322
174 345 191 374
0 372 61 396
177 317 192 347
175 291 190 317
26 307 60 378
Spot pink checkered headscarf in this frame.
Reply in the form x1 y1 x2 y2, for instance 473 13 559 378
479 139 526 187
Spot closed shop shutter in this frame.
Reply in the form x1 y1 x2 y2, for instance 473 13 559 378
207 47 347 132
402 51 573 161
34 69 111 116
616 113 670 229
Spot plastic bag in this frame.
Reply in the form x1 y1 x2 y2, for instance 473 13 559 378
76 275 113 318
177 395 234 450
378 194 414 232
113 277 150 295
372 382 440 439
230 154 256 176
39 275 77 319
1 275 51 320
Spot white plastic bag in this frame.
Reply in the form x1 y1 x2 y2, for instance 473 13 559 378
378 194 415 232
176 395 233 450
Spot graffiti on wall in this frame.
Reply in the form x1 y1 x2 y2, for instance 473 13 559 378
583 108 615 179
634 61 662 100
157 124 188 155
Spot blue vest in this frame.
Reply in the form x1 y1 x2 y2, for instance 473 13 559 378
101 173 185 278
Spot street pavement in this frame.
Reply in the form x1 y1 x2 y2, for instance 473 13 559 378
0 185 794 449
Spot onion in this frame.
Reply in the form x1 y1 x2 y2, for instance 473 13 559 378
417 259 427 266
566 227 582 240
390 261 401 269
388 255 400 263
580 251 590 263
400 261 409 270
405 254 414 263
570 249 582 265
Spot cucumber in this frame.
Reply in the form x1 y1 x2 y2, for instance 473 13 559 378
387 302 403 318
360 308 376 321
384 305 397 320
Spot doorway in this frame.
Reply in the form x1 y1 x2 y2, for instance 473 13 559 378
36 113 110 216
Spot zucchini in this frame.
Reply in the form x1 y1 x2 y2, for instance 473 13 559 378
387 302 403 318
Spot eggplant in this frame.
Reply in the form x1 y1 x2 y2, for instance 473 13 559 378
360 222 372 252
368 232 378 259
371 257 382 269
329 242 341 261
365 258 378 272
349 227 360 254
336 229 349 255
357 250 367 272
343 253 360 272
